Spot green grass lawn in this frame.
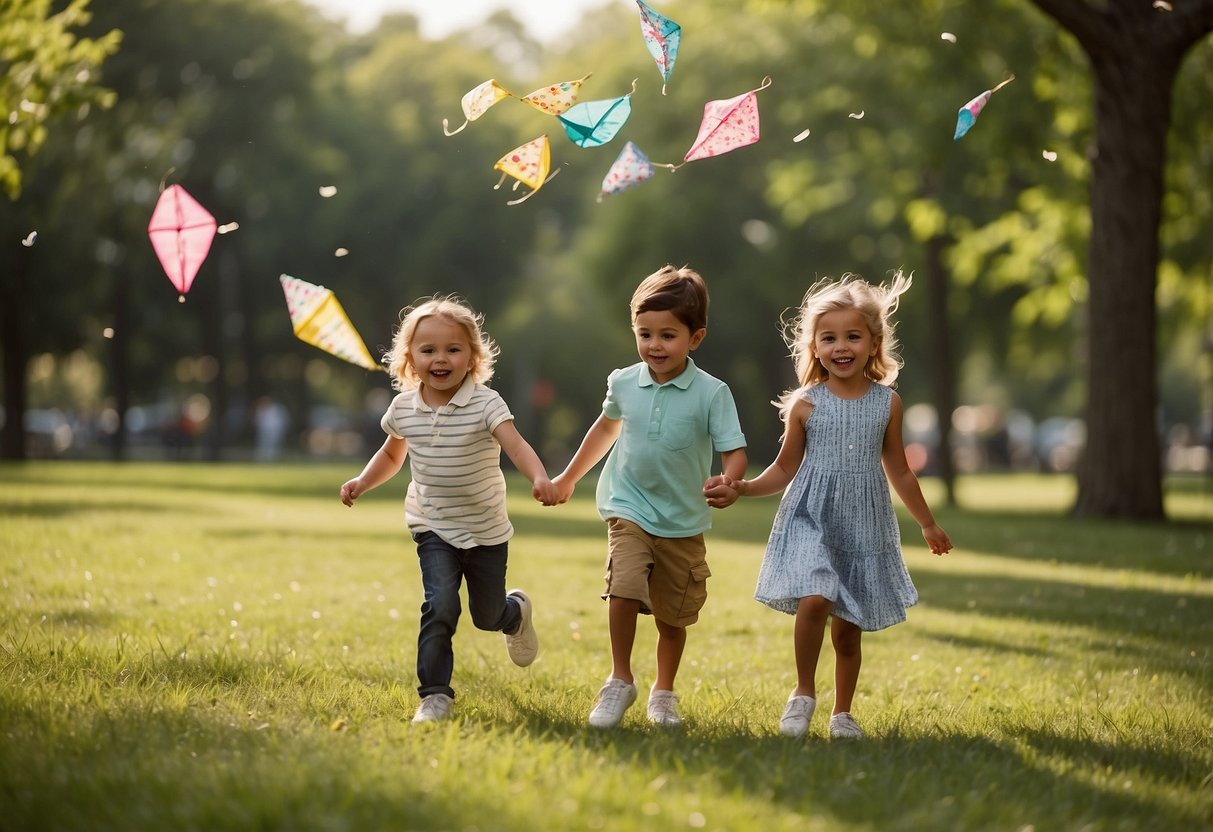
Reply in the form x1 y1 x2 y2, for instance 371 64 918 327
1 463 1210 831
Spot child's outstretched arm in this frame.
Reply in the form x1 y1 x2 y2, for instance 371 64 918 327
552 414 621 503
340 435 407 507
493 420 559 506
881 392 953 555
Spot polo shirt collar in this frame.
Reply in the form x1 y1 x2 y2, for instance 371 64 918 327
413 374 476 412
637 357 697 390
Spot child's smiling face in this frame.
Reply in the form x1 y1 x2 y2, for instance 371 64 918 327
632 309 705 384
813 308 878 381
409 314 472 404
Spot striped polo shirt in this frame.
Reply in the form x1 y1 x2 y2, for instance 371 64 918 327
380 376 514 548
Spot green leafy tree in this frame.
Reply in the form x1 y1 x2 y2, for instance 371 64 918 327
0 0 119 459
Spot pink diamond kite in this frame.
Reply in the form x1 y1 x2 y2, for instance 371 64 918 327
680 77 772 166
147 184 216 302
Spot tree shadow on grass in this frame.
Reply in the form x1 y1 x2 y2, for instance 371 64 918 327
499 695 1209 830
916 571 1213 660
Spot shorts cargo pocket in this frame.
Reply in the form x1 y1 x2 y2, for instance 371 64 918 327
678 561 712 618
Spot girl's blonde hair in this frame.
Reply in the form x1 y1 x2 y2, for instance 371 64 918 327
776 271 912 419
382 295 498 391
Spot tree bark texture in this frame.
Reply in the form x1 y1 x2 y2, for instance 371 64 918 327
1029 0 1213 519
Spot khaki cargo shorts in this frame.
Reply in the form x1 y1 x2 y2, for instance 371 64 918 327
603 517 711 626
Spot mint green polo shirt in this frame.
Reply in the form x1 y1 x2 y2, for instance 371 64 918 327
595 358 746 538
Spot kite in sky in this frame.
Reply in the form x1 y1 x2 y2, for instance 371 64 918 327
279 274 380 370
558 79 638 148
147 184 216 302
443 74 592 135
954 75 1015 140
636 0 680 95
674 76 772 168
598 141 656 201
492 135 559 205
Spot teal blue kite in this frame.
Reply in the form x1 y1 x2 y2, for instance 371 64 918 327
558 80 638 148
636 0 680 95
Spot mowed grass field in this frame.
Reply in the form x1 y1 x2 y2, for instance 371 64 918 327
0 463 1210 831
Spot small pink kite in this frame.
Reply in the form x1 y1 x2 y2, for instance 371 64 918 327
147 183 217 303
670 76 772 170
954 75 1014 140
492 135 560 205
598 141 655 202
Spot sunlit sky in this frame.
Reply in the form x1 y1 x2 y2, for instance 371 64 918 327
302 0 622 41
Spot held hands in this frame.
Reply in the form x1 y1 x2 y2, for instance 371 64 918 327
547 473 576 506
531 476 563 507
703 474 740 509
921 523 953 556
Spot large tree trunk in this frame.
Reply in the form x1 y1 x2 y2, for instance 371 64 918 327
1073 48 1173 518
1029 0 1213 519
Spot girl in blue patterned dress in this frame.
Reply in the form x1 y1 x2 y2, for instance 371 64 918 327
706 272 952 740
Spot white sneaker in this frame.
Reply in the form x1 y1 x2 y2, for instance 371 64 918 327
647 688 682 727
504 589 539 667
779 694 816 738
412 693 453 724
587 678 637 728
829 711 864 739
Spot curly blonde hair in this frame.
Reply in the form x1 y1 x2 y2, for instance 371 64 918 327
382 295 498 391
776 271 912 419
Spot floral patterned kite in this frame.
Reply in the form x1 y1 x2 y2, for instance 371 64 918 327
636 0 680 95
492 135 559 205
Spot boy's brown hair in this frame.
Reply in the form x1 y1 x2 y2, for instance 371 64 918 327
629 265 709 333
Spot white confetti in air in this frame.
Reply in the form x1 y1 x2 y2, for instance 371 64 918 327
793 128 812 143
319 185 337 198
1152 0 1172 10
334 247 349 257
217 222 240 234
1042 150 1058 162
848 111 865 119
102 327 115 339
941 32 957 43
21 231 37 247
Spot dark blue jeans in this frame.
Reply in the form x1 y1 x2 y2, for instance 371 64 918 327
413 531 521 699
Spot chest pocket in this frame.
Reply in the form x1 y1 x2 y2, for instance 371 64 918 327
658 417 698 451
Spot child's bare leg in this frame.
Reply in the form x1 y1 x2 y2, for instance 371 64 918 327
830 617 863 714
653 618 686 691
793 596 832 696
608 596 641 683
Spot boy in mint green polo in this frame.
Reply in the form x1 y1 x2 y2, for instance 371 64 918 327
552 265 747 728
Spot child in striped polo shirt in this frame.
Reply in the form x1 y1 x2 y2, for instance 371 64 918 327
340 295 560 724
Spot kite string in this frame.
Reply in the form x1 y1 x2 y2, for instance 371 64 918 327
991 75 1015 94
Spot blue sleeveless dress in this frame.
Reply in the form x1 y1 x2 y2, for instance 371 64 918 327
753 383 918 631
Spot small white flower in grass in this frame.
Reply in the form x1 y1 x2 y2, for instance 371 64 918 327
233 601 242 612
688 813 706 828
230 620 238 628
207 577 218 587
389 609 399 619
911 654 921 661
289 581 301 592
272 592 282 601
84 571 93 581
311 611 321 619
